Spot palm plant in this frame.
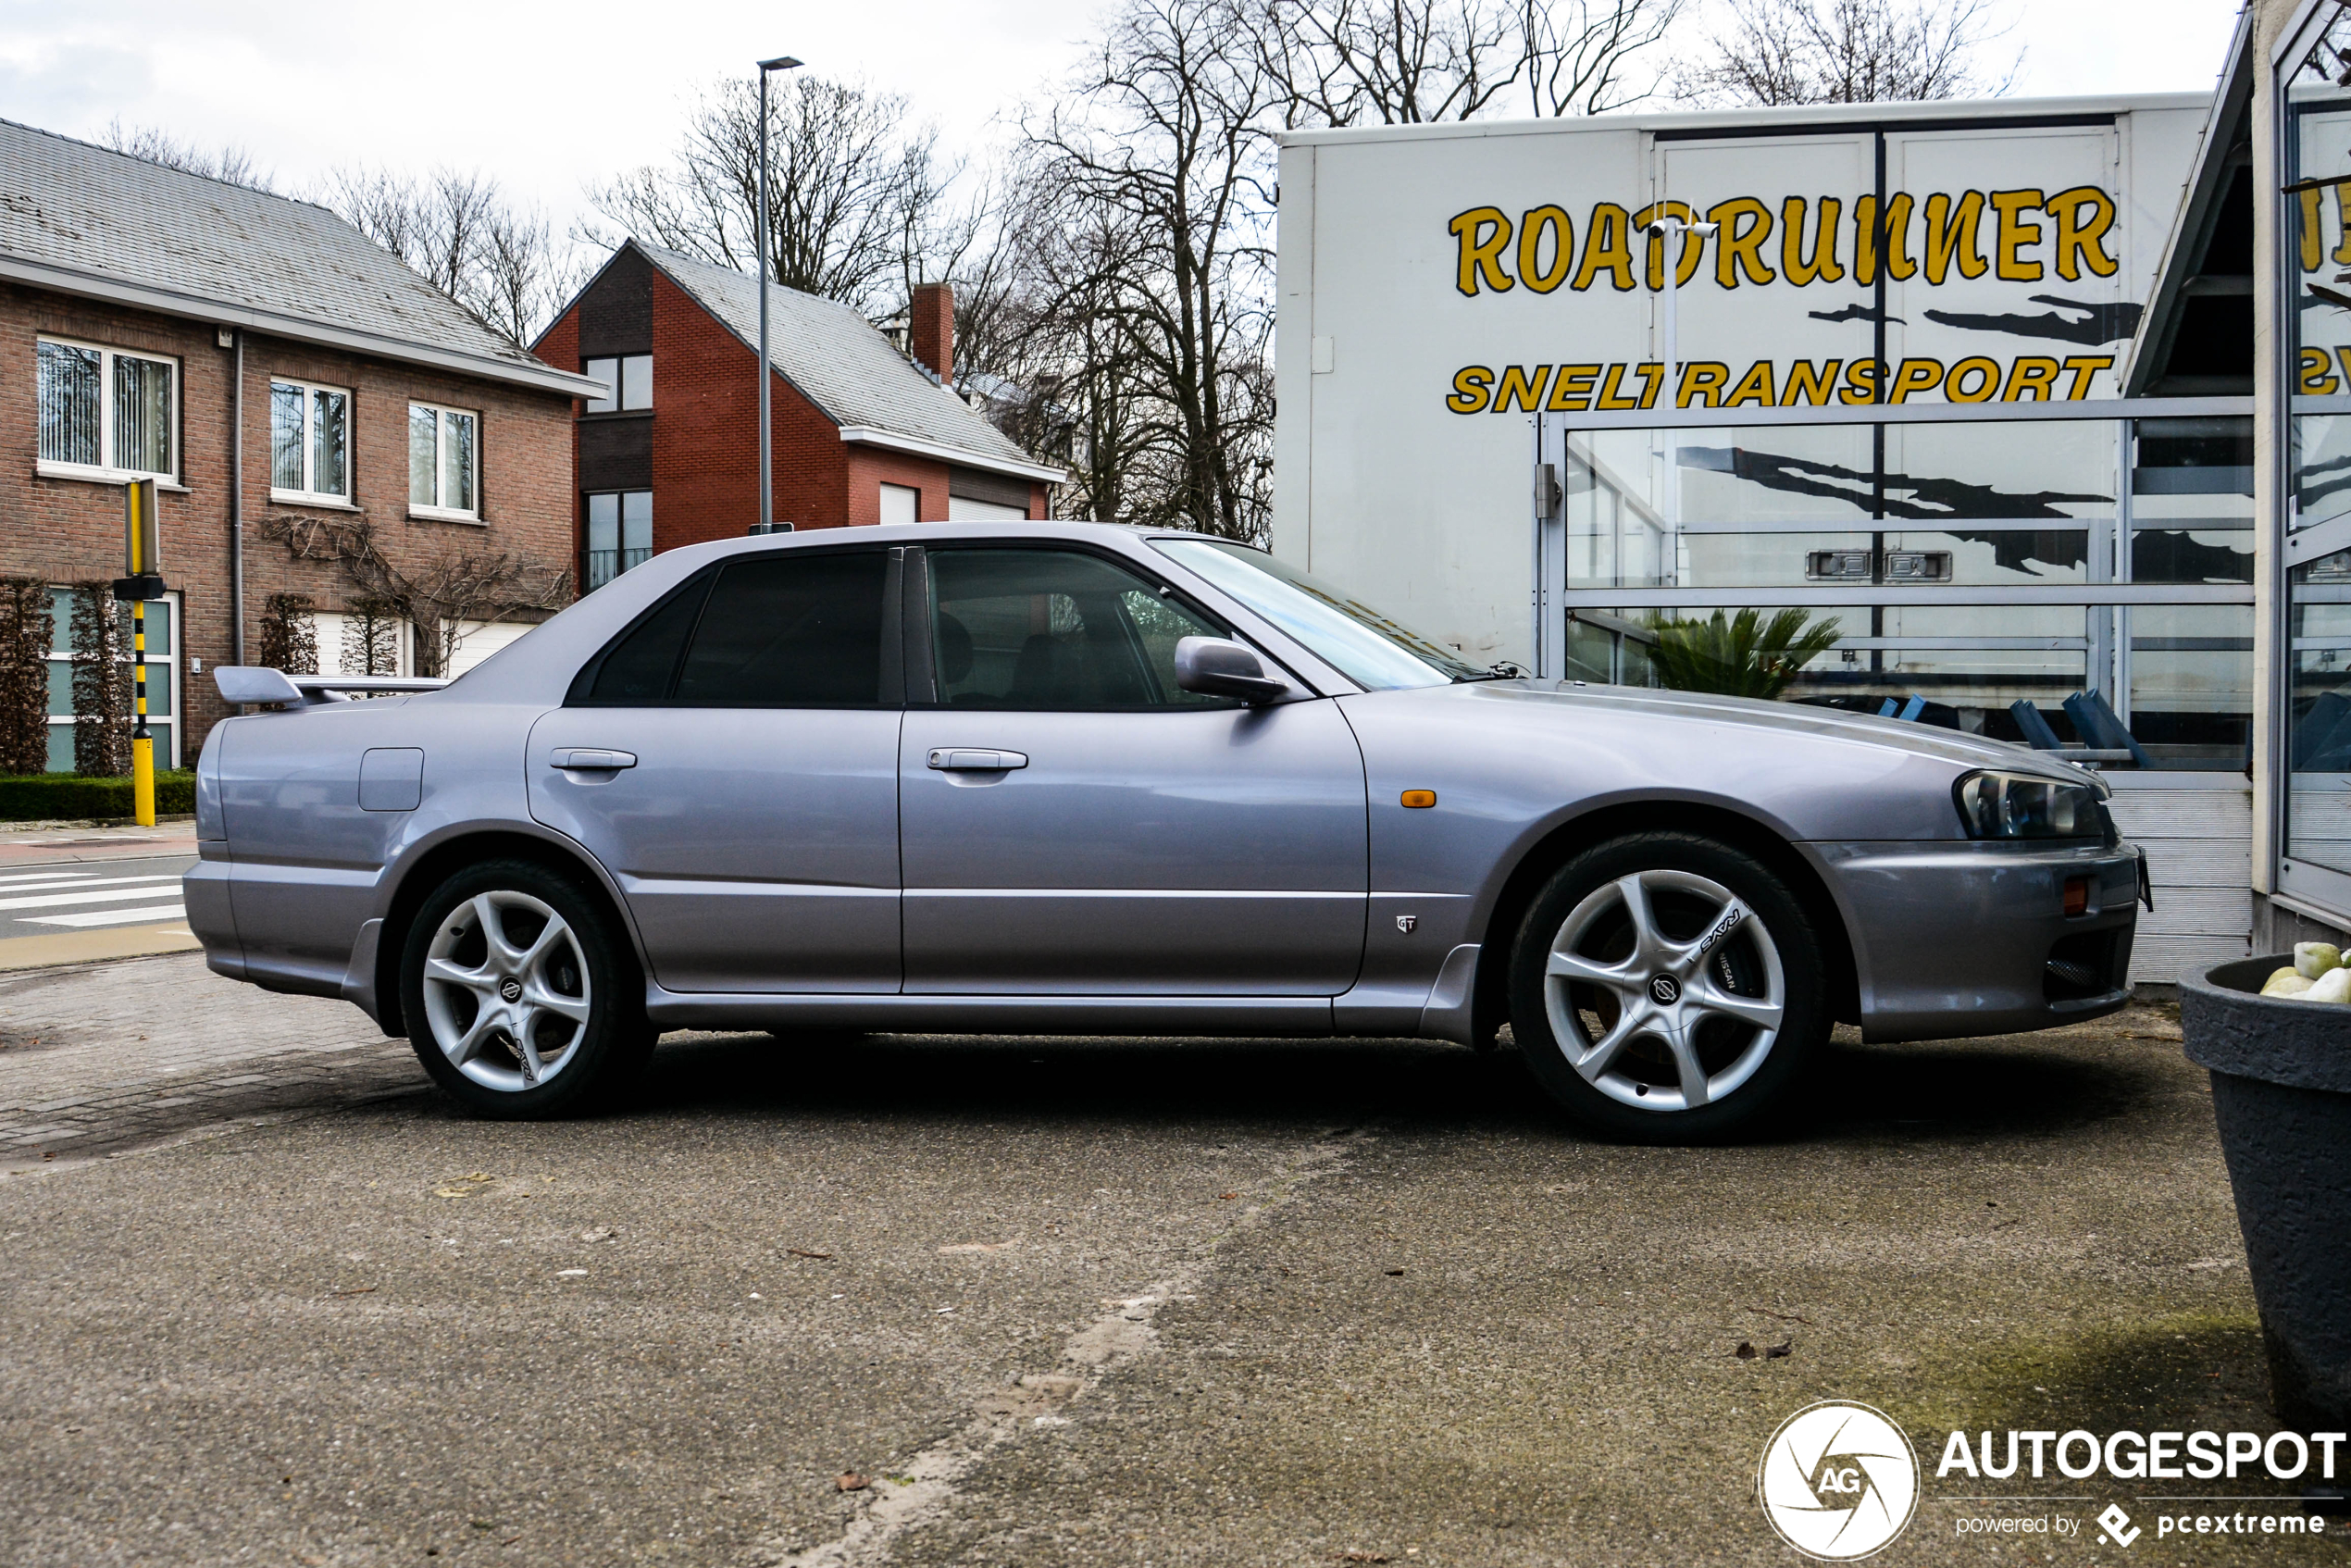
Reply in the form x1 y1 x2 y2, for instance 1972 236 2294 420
1646 608 1842 699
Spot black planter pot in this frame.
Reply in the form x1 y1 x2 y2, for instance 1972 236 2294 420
2180 954 2351 1433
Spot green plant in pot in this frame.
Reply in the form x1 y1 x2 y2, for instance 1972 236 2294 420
1646 608 1842 700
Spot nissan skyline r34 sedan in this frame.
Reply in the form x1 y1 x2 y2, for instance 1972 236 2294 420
187 521 2142 1141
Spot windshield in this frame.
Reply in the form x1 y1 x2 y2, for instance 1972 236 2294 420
1152 539 1485 690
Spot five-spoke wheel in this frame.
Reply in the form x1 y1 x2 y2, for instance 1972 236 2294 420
1511 833 1826 1141
400 860 650 1117
420 890 593 1093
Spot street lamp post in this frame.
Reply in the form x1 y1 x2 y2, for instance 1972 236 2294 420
756 55 803 535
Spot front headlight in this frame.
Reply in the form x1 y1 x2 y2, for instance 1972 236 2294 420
1954 770 2102 840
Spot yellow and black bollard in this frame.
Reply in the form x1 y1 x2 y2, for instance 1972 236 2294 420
118 479 164 828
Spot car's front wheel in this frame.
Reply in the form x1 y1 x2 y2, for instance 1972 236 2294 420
400 860 651 1119
1510 832 1828 1142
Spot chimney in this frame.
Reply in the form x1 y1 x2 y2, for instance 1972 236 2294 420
910 280 952 387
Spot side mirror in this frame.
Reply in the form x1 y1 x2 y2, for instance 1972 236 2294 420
215 666 306 706
1174 636 1287 704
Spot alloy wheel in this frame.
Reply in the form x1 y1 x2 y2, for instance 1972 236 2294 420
419 890 594 1093
1541 868 1785 1113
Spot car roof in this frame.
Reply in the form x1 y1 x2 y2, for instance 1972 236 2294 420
427 521 1323 707
671 518 1238 564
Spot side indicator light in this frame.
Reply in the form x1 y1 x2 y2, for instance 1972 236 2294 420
2062 876 2091 917
1400 790 1437 809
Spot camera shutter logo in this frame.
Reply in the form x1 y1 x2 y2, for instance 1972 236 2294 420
1757 1400 1920 1560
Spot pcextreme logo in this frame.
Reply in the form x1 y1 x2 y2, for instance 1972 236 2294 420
1759 1400 1922 1561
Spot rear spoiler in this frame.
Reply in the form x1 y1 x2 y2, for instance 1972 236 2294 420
216 666 451 707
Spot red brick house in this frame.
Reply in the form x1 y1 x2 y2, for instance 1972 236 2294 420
0 118 597 767
534 241 1060 590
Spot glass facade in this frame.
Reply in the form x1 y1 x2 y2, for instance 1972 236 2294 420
1540 410 2252 763
586 491 653 590
2283 9 2351 893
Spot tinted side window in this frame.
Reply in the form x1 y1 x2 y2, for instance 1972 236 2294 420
928 548 1229 709
581 575 711 703
674 551 889 706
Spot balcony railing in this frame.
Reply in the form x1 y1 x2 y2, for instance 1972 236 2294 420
586 546 653 592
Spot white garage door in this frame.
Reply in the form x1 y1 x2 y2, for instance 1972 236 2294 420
948 495 1026 521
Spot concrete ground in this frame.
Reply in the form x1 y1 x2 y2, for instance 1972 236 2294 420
0 954 2335 1567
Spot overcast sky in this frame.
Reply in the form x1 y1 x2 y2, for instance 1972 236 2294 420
0 0 2245 232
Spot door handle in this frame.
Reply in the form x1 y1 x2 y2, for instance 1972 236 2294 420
551 748 637 770
926 748 1027 771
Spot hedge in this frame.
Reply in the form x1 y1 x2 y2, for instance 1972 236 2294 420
0 771 196 821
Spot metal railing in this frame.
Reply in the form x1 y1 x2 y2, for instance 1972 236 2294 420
586 546 653 591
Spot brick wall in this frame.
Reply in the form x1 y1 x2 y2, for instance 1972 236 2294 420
643 269 851 544
541 255 1056 557
845 446 952 527
0 282 578 761
910 281 952 386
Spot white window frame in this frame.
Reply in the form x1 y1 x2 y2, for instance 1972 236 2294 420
267 377 355 506
409 400 482 523
43 587 181 772
35 335 180 486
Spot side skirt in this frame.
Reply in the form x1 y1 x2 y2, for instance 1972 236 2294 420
641 989 1341 1037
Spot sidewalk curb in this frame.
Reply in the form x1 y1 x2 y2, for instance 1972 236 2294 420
0 815 197 833
0 923 201 973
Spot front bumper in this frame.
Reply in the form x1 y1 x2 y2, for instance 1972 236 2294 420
1809 838 2140 1043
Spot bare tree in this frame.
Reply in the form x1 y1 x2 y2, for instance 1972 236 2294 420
964 162 1169 524
1253 0 1686 126
1022 0 1285 541
1524 0 1695 115
98 118 275 191
319 166 586 346
1252 0 1527 124
964 0 1693 541
1673 0 2018 107
260 516 570 678
587 74 966 318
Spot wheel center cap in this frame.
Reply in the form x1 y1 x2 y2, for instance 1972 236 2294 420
499 977 524 1002
1648 975 1681 1005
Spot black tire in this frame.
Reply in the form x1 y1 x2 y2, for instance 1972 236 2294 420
399 859 653 1119
1508 831 1827 1143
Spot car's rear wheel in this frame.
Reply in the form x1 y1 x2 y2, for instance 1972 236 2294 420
1510 832 1827 1142
400 860 651 1119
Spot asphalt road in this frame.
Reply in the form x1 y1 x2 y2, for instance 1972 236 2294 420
0 971 2324 1567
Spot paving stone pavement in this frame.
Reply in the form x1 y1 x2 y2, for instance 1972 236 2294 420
0 952 424 1164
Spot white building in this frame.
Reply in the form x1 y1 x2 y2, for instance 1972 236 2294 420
1273 90 2260 983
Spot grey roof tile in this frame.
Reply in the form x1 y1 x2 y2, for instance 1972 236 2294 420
0 117 560 382
631 242 1050 479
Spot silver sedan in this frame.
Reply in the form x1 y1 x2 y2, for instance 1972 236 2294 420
186 521 2141 1140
